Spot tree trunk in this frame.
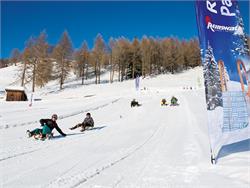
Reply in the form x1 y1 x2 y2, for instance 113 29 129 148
149 62 152 75
118 60 121 82
60 74 63 90
21 61 27 86
109 56 113 83
81 64 85 85
109 64 112 83
32 63 36 92
98 64 101 84
132 61 135 79
95 62 98 84
111 69 114 83
60 59 64 90
142 60 145 78
121 62 124 82
85 62 88 80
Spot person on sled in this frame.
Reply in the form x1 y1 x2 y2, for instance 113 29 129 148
131 99 141 107
161 98 168 106
69 112 94 132
27 114 67 140
170 96 179 106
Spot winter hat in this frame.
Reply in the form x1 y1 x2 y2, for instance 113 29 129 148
52 114 58 120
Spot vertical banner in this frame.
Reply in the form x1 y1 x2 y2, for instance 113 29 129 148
195 0 250 162
135 75 140 91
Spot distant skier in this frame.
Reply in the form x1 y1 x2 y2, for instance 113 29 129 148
161 98 168 106
69 112 94 132
170 96 179 106
131 99 141 107
27 114 67 140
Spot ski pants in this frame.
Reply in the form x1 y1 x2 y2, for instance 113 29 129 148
71 123 92 130
31 125 52 136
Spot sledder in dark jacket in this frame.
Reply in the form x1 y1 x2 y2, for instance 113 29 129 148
27 114 66 139
131 99 141 107
170 96 178 106
70 112 94 132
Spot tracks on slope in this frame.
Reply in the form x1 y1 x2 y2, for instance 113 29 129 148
0 148 41 162
46 117 164 188
0 98 121 130
0 98 121 162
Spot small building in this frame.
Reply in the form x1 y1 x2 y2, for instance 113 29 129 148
5 87 28 101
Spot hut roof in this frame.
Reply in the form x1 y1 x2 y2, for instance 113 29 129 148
5 86 25 92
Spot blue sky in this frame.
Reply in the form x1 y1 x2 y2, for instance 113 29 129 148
1 1 249 58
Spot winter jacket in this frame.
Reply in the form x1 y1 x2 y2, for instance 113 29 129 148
131 100 140 107
161 99 167 104
40 119 66 136
171 97 178 104
82 117 94 127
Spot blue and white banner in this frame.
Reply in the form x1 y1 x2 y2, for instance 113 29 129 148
135 75 140 91
195 0 250 160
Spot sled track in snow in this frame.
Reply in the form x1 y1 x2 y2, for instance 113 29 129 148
0 98 121 130
45 122 163 188
0 148 42 162
0 126 106 163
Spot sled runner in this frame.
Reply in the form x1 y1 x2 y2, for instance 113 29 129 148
27 130 54 140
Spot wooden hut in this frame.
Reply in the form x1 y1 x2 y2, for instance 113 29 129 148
5 87 27 101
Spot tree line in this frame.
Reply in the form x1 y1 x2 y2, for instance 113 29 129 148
2 31 207 91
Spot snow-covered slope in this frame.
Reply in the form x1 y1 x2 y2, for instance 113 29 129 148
0 65 21 99
0 66 249 188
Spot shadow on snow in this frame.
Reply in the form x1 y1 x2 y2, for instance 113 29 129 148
52 126 106 139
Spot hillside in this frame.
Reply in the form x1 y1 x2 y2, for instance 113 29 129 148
0 66 249 188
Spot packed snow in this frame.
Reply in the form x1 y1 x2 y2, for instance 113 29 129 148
0 66 249 188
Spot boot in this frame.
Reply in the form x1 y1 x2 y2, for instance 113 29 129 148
26 130 32 138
